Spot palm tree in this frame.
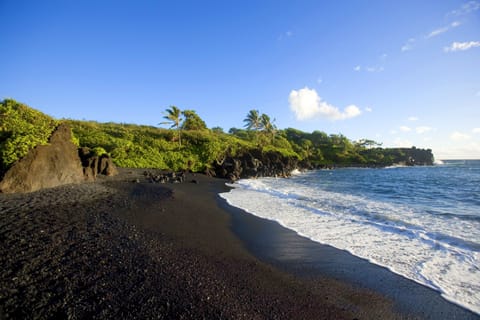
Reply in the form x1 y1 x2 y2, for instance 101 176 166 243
243 109 262 131
160 105 183 146
261 113 277 143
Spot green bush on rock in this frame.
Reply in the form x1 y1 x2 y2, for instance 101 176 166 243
0 99 58 174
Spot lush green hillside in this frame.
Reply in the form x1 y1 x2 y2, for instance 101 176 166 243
0 99 434 175
64 120 258 171
0 99 58 175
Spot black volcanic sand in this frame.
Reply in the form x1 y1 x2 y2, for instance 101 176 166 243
0 169 478 319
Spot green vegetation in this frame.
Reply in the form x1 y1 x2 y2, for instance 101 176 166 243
64 119 256 171
0 99 434 175
0 99 58 174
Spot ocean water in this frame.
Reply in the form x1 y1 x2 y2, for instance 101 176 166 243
220 160 480 315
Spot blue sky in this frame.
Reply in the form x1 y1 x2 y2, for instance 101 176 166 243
1 0 479 159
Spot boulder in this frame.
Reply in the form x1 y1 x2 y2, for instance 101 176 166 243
78 148 118 180
0 124 85 193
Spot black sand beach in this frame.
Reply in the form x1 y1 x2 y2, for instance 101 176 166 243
1 168 478 319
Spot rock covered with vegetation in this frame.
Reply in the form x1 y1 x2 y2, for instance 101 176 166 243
0 123 86 193
0 99 118 193
0 99 59 176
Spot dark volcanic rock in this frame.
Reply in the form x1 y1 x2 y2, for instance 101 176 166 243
0 125 118 193
0 124 85 193
79 149 118 180
213 150 300 180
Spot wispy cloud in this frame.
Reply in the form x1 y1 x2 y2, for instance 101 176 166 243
444 41 480 52
473 128 480 133
426 21 461 38
408 116 419 121
416 126 432 134
401 38 415 52
449 0 480 16
365 107 373 112
354 54 386 73
289 87 362 121
365 66 384 73
278 30 293 40
397 125 432 134
401 1 479 53
393 138 412 147
427 26 449 38
450 131 471 141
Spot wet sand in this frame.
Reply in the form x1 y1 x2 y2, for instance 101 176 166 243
1 168 478 319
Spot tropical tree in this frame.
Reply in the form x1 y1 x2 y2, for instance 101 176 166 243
181 110 207 131
211 126 224 134
260 113 277 143
160 105 183 146
243 109 262 131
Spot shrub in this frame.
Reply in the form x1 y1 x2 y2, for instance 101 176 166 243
0 99 58 173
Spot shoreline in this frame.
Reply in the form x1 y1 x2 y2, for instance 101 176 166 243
221 196 479 319
1 169 478 319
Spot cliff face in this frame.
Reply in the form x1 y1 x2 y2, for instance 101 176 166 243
398 148 434 166
209 147 434 180
211 150 302 181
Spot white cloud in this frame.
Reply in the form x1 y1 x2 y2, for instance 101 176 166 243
400 126 412 132
365 66 384 73
365 107 373 112
450 131 471 141
473 128 480 133
426 21 461 39
408 116 419 121
288 87 362 121
450 1 480 16
427 26 449 38
444 41 480 52
356 54 386 73
451 21 461 27
401 38 415 52
416 126 432 134
317 77 323 84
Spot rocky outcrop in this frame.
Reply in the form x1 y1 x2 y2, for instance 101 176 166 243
210 150 301 181
79 148 118 180
0 124 85 193
0 124 118 193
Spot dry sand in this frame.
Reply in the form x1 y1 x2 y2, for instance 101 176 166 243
0 168 477 319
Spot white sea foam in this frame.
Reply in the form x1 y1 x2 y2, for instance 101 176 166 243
220 174 480 315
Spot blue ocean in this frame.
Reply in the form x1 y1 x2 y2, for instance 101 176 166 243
220 160 480 314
